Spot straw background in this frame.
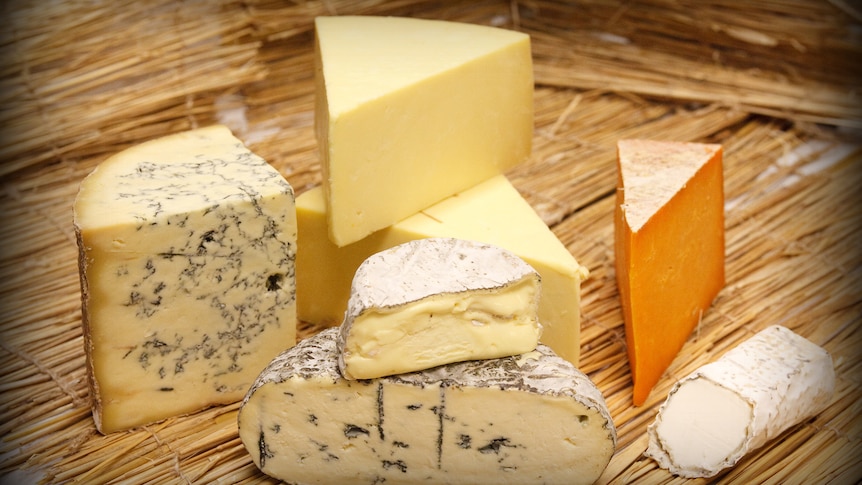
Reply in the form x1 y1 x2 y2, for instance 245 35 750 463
1 0 860 483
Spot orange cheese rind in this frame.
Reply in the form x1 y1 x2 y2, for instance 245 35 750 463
614 139 725 406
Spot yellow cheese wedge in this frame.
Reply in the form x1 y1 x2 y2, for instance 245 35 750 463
614 139 725 406
314 16 533 246
296 175 589 365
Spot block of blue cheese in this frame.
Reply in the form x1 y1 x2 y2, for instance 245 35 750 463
73 125 298 434
337 238 542 380
238 327 617 485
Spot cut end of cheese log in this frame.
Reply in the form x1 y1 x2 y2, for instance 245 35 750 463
239 327 617 485
295 175 589 365
645 325 835 478
614 139 725 406
314 16 533 246
73 125 298 434
337 238 542 380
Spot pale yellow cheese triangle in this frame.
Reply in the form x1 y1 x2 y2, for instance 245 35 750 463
315 16 530 117
314 16 533 247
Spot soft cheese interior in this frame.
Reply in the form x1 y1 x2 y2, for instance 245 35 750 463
650 378 751 473
337 238 542 380
338 278 539 380
239 327 616 485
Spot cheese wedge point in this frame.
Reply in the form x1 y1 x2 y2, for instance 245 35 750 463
337 238 541 380
614 139 725 405
314 16 533 246
296 175 589 365
645 325 835 478
74 125 297 433
239 327 617 485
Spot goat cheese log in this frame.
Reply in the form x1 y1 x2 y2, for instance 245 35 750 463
645 325 835 478
238 327 617 485
338 237 542 380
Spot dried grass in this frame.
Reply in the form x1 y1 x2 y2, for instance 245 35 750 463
1 1 859 483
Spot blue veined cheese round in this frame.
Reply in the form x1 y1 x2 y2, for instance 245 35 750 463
337 237 542 380
239 327 617 485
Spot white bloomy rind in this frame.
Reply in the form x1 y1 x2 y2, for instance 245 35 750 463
337 237 542 380
645 325 835 478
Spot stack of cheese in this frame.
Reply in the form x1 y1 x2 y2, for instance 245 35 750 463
72 15 590 435
238 237 617 485
70 13 836 482
299 15 590 367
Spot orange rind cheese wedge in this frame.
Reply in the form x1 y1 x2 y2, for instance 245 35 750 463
614 139 725 406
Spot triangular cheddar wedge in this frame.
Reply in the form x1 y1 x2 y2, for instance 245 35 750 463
614 139 725 406
314 16 533 246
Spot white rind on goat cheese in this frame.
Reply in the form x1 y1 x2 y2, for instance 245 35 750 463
645 325 835 478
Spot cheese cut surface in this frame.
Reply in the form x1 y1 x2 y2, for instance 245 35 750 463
74 125 298 434
614 139 725 406
645 325 835 478
296 175 589 365
239 327 616 485
314 16 533 246
337 238 541 380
